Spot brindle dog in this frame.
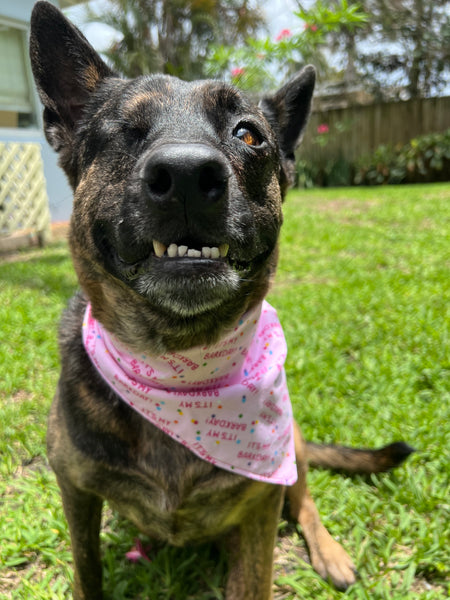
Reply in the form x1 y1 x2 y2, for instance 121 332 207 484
30 3 413 599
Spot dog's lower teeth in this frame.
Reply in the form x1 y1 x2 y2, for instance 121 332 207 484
152 241 229 259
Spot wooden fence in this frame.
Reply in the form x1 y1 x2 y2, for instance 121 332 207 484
0 142 51 251
299 95 450 165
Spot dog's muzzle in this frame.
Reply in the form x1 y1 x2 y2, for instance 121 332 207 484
92 142 273 314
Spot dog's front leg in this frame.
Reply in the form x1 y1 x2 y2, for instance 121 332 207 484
224 485 284 600
58 479 104 600
287 421 357 590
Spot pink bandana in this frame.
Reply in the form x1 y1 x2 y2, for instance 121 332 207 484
82 300 297 486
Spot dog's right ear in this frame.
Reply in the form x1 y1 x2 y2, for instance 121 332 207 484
259 66 315 193
29 1 115 153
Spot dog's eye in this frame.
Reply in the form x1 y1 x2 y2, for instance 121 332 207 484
233 126 262 147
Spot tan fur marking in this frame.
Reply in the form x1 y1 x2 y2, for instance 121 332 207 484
122 91 169 119
83 63 102 91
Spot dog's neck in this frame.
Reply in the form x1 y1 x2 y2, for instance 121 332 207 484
86 302 264 390
82 301 297 485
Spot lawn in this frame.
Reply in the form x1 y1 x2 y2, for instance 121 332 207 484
1 183 449 599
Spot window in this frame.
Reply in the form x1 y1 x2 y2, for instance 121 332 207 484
0 23 37 128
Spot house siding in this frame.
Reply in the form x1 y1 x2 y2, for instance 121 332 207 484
0 0 72 221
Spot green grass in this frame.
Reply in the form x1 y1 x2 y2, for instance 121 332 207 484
1 183 449 599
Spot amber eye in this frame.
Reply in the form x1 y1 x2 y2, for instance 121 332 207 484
234 126 262 147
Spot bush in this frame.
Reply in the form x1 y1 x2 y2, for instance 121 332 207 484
295 129 450 188
296 158 354 188
354 129 450 185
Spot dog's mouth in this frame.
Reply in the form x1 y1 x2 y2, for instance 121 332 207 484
93 222 274 316
152 240 229 260
118 239 252 281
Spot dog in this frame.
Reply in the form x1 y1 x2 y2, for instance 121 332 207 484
30 3 413 598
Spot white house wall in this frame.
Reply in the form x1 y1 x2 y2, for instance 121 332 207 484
0 0 72 222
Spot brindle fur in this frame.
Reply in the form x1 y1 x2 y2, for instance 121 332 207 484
30 3 413 599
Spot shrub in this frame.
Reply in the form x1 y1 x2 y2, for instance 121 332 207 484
296 120 355 188
296 157 354 188
354 129 450 185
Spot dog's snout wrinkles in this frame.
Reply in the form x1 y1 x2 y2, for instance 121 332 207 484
143 143 229 211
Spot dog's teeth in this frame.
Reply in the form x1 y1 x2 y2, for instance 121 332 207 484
153 240 167 257
155 243 226 259
188 249 202 258
167 243 178 258
219 244 229 258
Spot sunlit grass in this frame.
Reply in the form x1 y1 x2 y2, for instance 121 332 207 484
1 183 449 599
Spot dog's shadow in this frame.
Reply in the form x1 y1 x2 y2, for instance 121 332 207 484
100 509 227 600
99 510 310 600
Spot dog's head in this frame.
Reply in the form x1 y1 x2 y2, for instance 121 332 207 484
30 1 314 352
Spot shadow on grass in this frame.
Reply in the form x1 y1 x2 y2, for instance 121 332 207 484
100 517 309 600
0 243 77 303
102 534 228 600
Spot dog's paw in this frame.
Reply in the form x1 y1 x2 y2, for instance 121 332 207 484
309 535 357 591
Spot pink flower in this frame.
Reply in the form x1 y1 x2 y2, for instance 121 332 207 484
304 23 318 32
275 28 292 42
231 67 245 78
126 538 151 563
317 124 329 134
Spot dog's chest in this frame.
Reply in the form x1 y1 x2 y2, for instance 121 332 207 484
96 422 264 546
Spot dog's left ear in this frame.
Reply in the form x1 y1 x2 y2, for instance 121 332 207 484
259 66 315 190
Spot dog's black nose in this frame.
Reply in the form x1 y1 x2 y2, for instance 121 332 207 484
142 144 229 211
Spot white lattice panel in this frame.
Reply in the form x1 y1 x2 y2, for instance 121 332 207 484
0 142 50 243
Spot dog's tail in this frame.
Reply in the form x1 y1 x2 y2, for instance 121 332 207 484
306 441 415 474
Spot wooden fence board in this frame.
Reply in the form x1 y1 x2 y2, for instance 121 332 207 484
300 96 450 166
